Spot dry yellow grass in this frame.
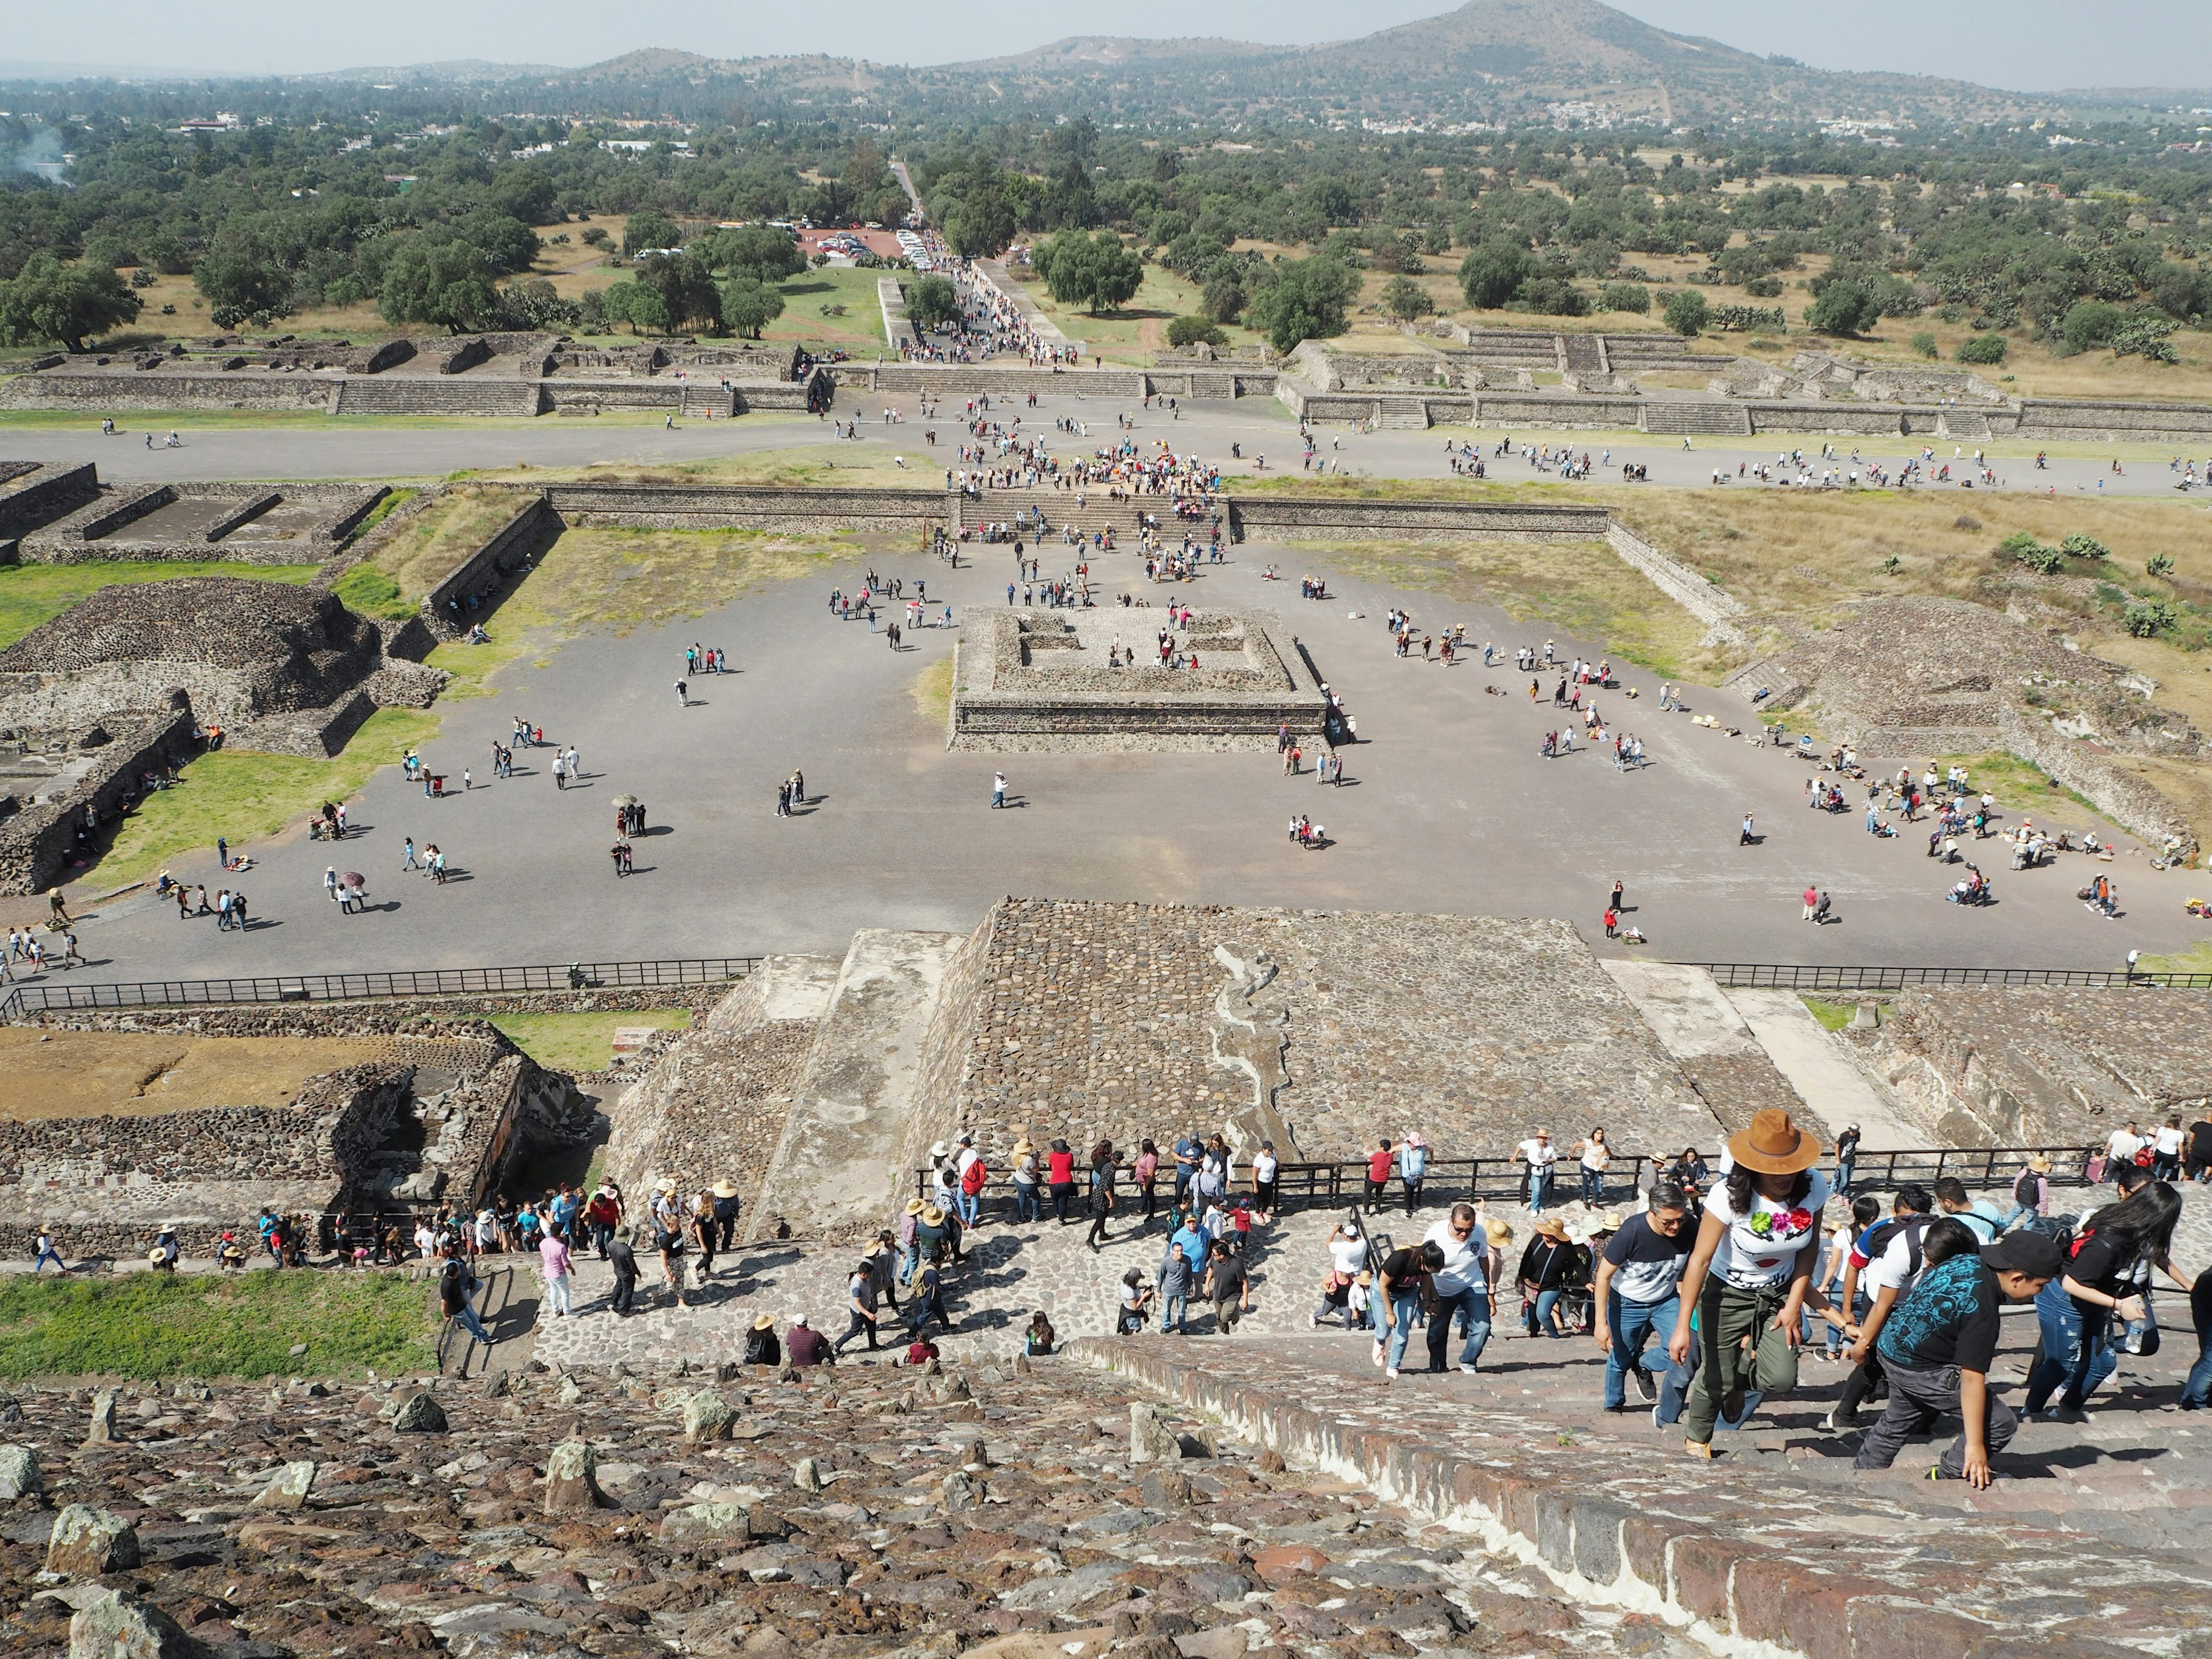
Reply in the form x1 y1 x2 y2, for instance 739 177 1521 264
359 486 533 603
474 444 933 491
0 1029 395 1120
509 525 847 640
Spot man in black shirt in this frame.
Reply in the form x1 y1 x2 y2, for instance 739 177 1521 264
1205 1240 1251 1334
1855 1232 2062 1486
607 1224 640 1316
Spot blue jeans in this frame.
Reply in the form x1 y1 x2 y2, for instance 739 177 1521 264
956 1190 979 1227
2184 1330 2212 1409
1835 1156 1855 1195
1164 1291 1188 1333
2023 1281 2115 1412
1527 1288 1565 1337
1013 1184 1039 1224
1604 1291 1679 1408
1580 1167 1604 1204
1384 1292 1424 1371
1428 1285 1493 1371
1529 1169 1553 1212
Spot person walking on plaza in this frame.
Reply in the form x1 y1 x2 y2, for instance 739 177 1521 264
539 1226 573 1320
1854 1229 2062 1484
1835 1123 1861 1195
31 1229 65 1274
836 1258 882 1352
991 770 1007 809
1205 1238 1251 1334
1594 1183 1693 1410
1668 1108 1833 1457
607 1224 639 1315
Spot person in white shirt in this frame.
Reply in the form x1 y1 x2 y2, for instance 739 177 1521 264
2153 1116 2186 1180
1421 1204 1495 1373
1517 1130 1558 1213
1571 1127 1611 1205
2105 1122 2146 1185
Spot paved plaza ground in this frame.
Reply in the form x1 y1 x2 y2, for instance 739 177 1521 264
1 405 2205 497
12 506 2200 980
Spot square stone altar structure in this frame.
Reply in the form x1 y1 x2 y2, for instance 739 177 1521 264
903 898 1738 1174
949 608 1331 750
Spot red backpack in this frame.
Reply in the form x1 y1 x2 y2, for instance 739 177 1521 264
960 1158 989 1196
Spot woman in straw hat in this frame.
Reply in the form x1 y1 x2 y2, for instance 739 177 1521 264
1666 1108 1834 1456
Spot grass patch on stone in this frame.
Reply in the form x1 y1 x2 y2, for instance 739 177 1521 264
487 1009 693 1074
913 654 954 730
1929 750 2117 830
357 486 529 605
2138 941 2212 977
472 442 931 492
1801 997 1858 1032
0 560 321 652
511 525 846 638
0 1269 437 1381
1289 536 1718 681
94 708 444 884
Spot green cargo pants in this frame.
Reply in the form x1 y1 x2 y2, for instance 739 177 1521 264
1684 1276 1799 1445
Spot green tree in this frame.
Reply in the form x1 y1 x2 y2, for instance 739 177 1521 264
1200 270 1245 324
622 211 684 257
634 252 720 332
192 249 292 329
693 225 804 284
378 240 498 332
1380 275 1434 321
1459 242 1534 310
495 278 579 332
905 274 959 331
2061 300 2124 353
1956 332 2007 365
1805 279 1877 336
1165 314 1227 349
1597 281 1649 314
1662 288 1709 337
715 275 785 339
1244 258 1360 354
491 168 558 226
600 281 671 336
945 194 1016 259
1910 330 1938 358
0 255 142 352
1036 232 1143 315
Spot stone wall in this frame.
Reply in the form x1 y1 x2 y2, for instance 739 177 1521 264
0 461 100 543
0 703 196 897
0 371 339 412
1867 986 2212 1145
420 493 561 640
15 481 388 566
1605 522 1747 646
1232 497 1607 543
539 481 948 536
2016 399 2212 441
906 898 1719 1169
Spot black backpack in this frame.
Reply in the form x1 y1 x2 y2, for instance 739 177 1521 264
2014 1168 2041 1208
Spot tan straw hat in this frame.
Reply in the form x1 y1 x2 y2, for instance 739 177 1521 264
1726 1108 1821 1176
905 1198 927 1215
712 1179 740 1199
1483 1218 1515 1246
752 1313 774 1331
922 1205 945 1226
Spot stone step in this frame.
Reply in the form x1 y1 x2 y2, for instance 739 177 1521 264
748 929 966 1244
1638 400 1752 436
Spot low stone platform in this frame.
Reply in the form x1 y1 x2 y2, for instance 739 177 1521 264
950 609 1331 751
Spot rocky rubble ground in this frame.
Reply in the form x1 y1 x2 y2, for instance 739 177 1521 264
0 1355 1695 1659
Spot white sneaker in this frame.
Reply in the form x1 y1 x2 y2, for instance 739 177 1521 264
1459 1363 1478 1374
1372 1340 1385 1368
1385 1368 1400 1380
1308 1312 1318 1330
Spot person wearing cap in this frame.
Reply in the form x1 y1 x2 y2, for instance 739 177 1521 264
711 1179 743 1251
1666 1108 1833 1457
787 1312 831 1368
1854 1229 2062 1485
1593 1181 1692 1411
585 1183 623 1260
1516 1130 1557 1213
1172 1130 1204 1209
743 1312 781 1366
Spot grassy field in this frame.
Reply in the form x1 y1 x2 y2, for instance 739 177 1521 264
468 442 927 491
2138 941 2212 976
759 267 893 351
0 1270 437 1381
96 707 442 884
1282 536 1717 681
1801 997 1858 1032
913 654 954 729
487 1008 693 1073
0 559 322 652
1011 262 1271 363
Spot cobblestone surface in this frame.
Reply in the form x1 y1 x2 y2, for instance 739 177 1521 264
0 1333 1679 1659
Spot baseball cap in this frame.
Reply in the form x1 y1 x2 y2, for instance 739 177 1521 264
1983 1232 2064 1279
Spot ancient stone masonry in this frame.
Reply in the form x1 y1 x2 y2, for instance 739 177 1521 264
0 461 99 547
0 701 196 897
950 609 1332 750
0 576 446 759
13 479 387 565
420 494 562 641
1866 985 2212 1146
905 899 1722 1177
1723 593 2202 854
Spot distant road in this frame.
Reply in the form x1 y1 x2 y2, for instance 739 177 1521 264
889 159 925 226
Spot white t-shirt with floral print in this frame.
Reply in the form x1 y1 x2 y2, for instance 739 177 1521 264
1703 1172 1831 1289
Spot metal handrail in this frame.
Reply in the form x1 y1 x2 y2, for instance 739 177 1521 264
916 1144 2109 1211
1689 963 2212 991
0 956 759 1015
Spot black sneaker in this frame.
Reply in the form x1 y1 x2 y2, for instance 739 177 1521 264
1633 1366 1657 1403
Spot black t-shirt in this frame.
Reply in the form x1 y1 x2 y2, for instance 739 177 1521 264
2066 1230 2137 1305
1602 1213 1693 1303
1381 1247 1426 1295
1877 1256 2003 1373
2191 1121 2212 1164
1208 1255 1249 1302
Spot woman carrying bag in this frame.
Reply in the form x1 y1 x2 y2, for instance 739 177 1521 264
1668 1109 1833 1457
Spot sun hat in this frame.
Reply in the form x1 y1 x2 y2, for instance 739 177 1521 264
1725 1108 1821 1176
752 1313 775 1331
2028 1153 2053 1174
712 1179 740 1199
930 1141 950 1160
1484 1218 1516 1246
1405 1131 1426 1148
653 1176 677 1195
1531 1214 1569 1237
922 1205 945 1226
905 1198 927 1216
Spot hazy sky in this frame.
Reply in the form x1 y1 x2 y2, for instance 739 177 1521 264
2 0 2204 94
